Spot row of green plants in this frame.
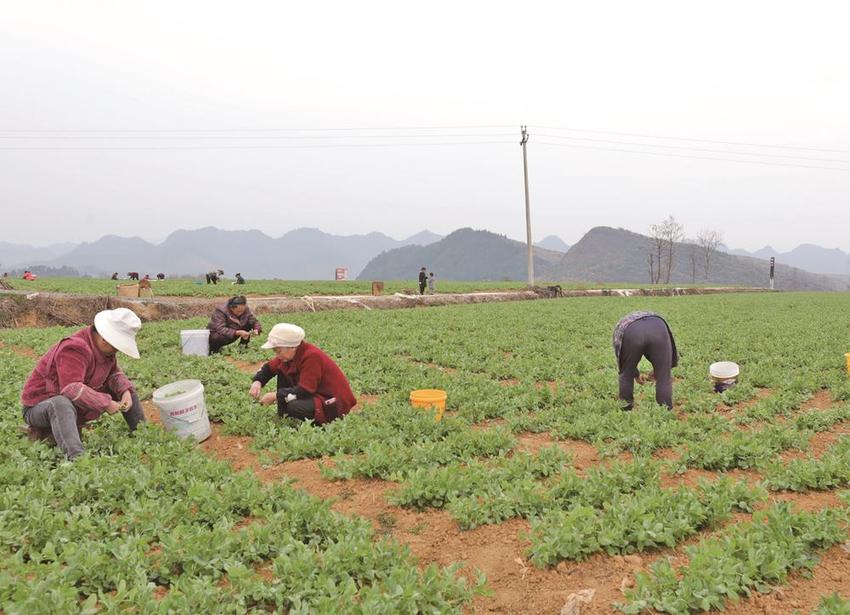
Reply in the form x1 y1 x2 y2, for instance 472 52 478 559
0 350 482 613
4 291 850 612
618 501 849 614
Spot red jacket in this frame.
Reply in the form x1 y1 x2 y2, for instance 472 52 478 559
262 342 356 425
21 326 134 425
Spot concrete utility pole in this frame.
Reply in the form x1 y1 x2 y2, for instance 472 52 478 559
520 125 534 287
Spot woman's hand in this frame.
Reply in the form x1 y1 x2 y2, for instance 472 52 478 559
249 381 262 400
260 392 277 406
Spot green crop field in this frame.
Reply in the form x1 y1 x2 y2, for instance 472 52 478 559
3 277 530 297
2 277 730 298
2 292 850 613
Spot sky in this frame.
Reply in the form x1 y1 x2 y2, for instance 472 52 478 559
1 0 849 252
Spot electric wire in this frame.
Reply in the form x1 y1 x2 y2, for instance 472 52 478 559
535 125 850 155
0 140 517 151
535 140 850 172
534 133 850 164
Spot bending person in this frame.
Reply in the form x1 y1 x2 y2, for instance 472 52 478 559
20 308 146 460
612 311 678 410
206 295 261 353
249 323 356 425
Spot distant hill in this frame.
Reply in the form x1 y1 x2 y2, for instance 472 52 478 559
357 228 562 281
535 235 571 252
35 227 441 278
402 230 443 246
722 243 850 275
0 241 76 271
552 227 846 291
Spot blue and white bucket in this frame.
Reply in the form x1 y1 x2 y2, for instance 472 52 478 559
710 361 740 393
152 379 212 442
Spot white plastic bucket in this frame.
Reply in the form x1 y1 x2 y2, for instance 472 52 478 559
152 379 212 442
181 329 210 356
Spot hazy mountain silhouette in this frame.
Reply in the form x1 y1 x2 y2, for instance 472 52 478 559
722 243 850 275
0 241 77 271
535 235 571 252
34 227 442 278
552 227 846 291
357 228 563 281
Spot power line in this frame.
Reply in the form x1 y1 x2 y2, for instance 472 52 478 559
535 133 850 165
0 124 516 134
0 140 516 151
535 140 850 172
535 125 850 155
0 132 515 141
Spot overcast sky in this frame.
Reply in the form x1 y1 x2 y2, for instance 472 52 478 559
1 0 848 252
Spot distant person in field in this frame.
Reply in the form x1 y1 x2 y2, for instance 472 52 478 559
156 273 165 280
427 271 435 294
20 308 146 461
22 270 38 281
127 272 139 280
249 323 356 425
206 269 224 284
234 272 246 285
206 295 261 353
613 311 678 411
418 266 427 295
111 272 119 281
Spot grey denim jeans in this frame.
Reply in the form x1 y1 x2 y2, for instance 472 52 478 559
24 391 145 460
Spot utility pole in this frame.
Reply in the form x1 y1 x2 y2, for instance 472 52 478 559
520 125 534 287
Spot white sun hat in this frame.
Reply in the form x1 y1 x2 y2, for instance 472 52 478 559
261 323 305 349
709 361 740 380
93 308 142 358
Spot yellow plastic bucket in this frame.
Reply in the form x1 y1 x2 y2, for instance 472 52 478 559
410 389 447 421
845 353 850 376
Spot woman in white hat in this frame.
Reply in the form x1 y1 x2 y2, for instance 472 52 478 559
249 323 357 425
20 308 146 460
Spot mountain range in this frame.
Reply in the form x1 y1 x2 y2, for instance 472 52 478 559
2 226 848 290
358 228 563 281
9 228 444 279
723 244 850 276
357 226 846 291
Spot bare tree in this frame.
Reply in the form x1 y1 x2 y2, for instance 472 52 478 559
648 223 666 284
662 216 684 284
697 229 723 281
690 253 697 283
649 216 684 284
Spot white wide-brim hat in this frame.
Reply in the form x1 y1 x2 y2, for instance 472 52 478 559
261 323 305 349
94 308 142 358
709 361 740 380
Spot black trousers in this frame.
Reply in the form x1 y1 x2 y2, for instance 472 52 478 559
208 326 251 353
277 396 315 420
618 316 674 409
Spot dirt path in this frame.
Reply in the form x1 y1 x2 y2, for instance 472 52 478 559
1 286 774 328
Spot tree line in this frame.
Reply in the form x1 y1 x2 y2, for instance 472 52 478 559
647 216 722 284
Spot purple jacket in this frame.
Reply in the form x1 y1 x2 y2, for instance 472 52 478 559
207 303 261 339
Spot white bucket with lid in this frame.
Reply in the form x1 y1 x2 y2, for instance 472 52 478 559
152 379 212 442
180 329 210 356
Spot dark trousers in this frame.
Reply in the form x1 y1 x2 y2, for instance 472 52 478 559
618 316 674 409
23 391 145 460
209 326 251 353
277 396 315 421
419 281 426 295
